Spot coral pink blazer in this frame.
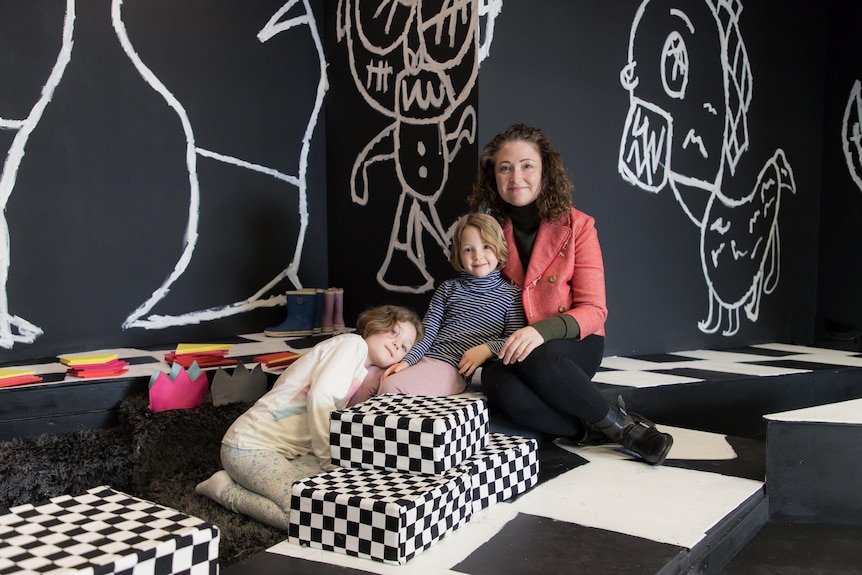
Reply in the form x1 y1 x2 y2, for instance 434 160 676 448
502 208 607 339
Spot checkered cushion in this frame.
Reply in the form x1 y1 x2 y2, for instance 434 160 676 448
288 466 471 565
0 486 219 575
460 433 539 513
330 394 489 475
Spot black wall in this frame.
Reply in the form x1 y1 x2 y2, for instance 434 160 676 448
0 0 328 362
478 0 825 355
0 0 853 365
324 0 480 323
816 1 862 346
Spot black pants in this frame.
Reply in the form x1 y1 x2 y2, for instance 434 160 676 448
481 335 607 437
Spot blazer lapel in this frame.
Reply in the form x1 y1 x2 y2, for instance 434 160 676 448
502 218 526 286
523 213 572 286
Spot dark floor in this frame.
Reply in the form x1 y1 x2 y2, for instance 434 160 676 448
717 521 862 574
223 520 862 575
224 520 862 575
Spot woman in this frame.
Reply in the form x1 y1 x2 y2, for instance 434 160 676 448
467 123 673 465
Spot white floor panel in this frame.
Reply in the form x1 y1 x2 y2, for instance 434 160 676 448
754 343 859 356
593 369 703 387
781 353 862 367
526 442 763 548
765 397 862 424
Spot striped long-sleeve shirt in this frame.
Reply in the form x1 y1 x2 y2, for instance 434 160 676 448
403 270 527 369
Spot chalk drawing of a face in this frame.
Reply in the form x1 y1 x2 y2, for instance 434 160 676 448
620 0 753 220
0 0 74 348
338 0 500 293
619 0 795 337
842 79 862 192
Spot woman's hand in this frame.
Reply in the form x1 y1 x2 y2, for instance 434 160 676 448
380 361 409 381
499 326 544 364
459 345 494 378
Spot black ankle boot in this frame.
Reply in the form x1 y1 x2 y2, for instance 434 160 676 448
573 420 614 446
593 404 673 465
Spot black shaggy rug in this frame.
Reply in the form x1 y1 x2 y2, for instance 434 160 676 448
0 394 285 567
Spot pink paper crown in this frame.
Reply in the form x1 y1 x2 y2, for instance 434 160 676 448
148 361 209 412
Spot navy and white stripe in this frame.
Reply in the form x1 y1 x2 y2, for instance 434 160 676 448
404 270 527 369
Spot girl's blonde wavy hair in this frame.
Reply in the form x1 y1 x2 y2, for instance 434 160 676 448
448 213 509 272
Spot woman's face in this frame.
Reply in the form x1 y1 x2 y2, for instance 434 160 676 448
493 140 543 207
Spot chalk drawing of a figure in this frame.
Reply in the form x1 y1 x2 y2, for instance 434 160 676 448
336 0 501 293
618 0 796 336
0 0 74 348
117 0 327 329
842 79 862 193
1 0 325 353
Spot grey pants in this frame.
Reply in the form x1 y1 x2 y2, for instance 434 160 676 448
219 444 322 531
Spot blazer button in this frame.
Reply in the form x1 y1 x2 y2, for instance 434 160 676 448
549 275 557 283
558 305 566 313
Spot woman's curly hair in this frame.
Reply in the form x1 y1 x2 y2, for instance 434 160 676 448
467 123 574 222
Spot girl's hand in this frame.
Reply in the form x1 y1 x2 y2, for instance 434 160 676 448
499 326 544 364
459 345 494 378
381 361 409 381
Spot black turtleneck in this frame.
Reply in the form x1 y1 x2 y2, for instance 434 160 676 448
504 202 540 266
504 201 581 341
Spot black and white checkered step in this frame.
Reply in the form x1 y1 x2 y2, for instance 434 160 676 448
0 486 219 575
289 395 539 564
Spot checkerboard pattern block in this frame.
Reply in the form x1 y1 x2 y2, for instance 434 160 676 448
461 433 539 514
290 396 540 564
329 394 490 475
0 486 219 575
288 466 472 565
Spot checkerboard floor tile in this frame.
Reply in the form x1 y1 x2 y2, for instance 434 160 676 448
592 344 862 388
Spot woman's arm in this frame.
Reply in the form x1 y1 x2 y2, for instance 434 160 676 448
564 214 607 338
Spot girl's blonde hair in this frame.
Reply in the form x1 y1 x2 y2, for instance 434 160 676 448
448 213 509 272
355 305 424 342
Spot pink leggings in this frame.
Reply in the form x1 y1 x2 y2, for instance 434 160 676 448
347 357 466 406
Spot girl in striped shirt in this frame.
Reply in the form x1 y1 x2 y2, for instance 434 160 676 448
349 213 526 405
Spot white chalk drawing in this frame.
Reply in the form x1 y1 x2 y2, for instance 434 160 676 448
0 1 327 348
336 0 501 293
0 0 75 348
619 0 796 336
118 0 327 329
842 79 862 192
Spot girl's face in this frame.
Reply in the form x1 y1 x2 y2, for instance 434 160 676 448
364 321 418 368
494 140 543 207
459 225 499 278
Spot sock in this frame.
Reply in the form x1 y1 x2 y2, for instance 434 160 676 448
195 470 233 503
